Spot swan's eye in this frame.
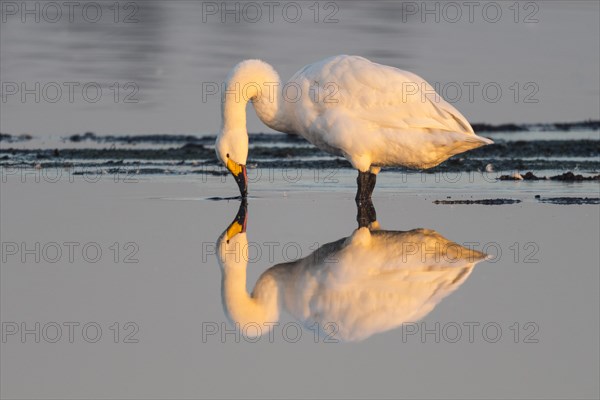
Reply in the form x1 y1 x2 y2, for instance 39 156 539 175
226 153 229 158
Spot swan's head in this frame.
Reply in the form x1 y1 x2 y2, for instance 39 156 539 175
215 133 248 197
216 59 283 197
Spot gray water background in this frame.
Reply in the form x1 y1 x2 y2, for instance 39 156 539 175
1 0 599 136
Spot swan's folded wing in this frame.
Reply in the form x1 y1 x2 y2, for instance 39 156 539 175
302 55 476 135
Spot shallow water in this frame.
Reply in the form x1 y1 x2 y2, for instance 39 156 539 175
1 174 599 399
486 130 600 142
1 1 600 398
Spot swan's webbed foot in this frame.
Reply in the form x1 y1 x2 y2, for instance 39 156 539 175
355 171 377 202
356 198 377 229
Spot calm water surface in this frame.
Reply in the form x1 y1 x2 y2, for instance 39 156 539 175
1 174 599 399
1 1 599 136
1 2 599 399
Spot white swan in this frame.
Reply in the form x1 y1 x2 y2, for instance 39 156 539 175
215 55 493 198
215 204 488 342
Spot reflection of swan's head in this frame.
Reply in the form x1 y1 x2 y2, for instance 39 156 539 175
216 203 279 336
216 201 248 271
215 204 488 342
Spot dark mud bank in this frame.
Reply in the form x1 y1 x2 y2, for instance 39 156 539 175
2 121 599 175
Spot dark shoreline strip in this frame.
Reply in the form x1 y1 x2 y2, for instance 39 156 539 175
433 199 522 205
1 120 598 144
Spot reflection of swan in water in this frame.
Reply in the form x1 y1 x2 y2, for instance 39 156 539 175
216 201 488 342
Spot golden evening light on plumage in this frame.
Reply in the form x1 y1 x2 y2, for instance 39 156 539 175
3 2 599 398
215 55 493 199
215 202 489 342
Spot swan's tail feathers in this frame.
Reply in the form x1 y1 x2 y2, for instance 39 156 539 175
443 134 494 161
464 134 494 147
474 135 494 145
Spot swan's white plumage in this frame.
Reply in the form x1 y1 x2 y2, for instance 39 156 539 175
217 227 488 342
217 55 492 172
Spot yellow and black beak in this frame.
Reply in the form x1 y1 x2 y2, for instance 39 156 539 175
226 200 247 241
226 158 247 198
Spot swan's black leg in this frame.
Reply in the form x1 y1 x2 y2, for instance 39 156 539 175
356 198 377 228
355 171 377 202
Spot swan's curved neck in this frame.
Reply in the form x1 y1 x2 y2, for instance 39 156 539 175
221 60 290 137
221 260 280 330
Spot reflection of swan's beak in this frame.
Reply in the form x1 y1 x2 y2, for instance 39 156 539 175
226 200 247 241
227 158 247 197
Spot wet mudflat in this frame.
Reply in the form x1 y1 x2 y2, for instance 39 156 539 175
2 122 600 178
